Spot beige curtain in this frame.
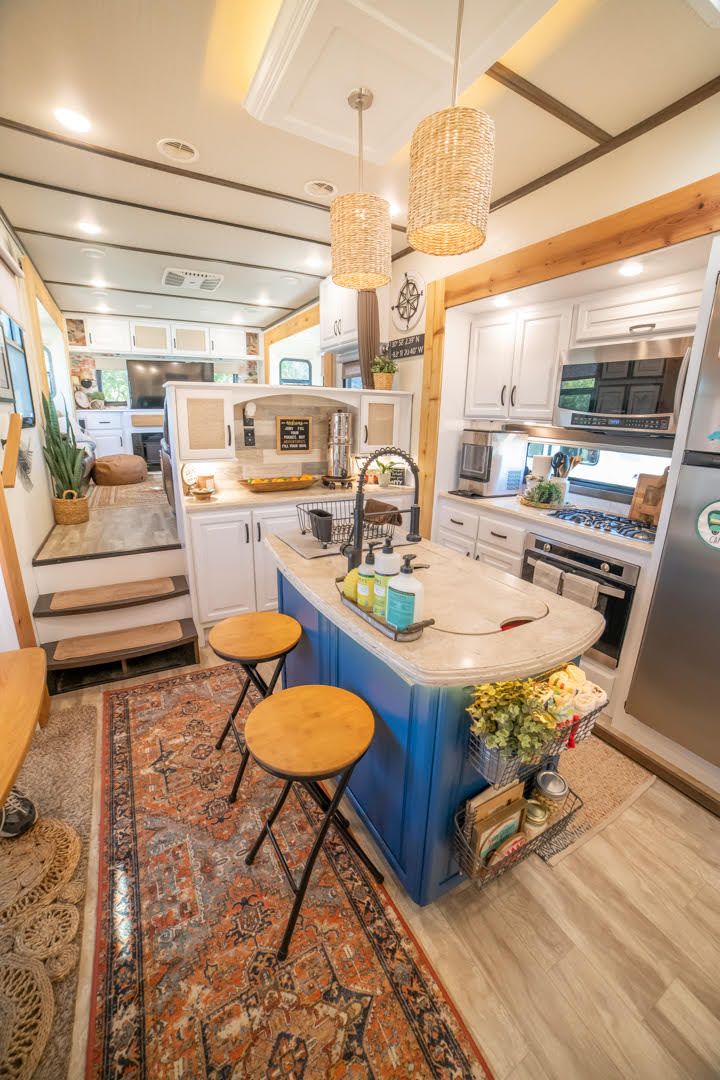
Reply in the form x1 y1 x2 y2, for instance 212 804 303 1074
357 290 380 389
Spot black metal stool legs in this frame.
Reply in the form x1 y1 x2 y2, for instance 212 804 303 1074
302 781 383 884
217 655 288 803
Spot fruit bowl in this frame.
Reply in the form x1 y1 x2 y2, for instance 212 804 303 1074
239 475 318 493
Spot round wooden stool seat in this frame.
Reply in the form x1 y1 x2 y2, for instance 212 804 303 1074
245 685 374 780
208 612 302 663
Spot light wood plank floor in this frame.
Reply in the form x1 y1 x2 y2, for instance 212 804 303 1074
54 649 720 1080
35 503 179 562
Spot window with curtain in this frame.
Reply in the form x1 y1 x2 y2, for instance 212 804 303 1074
341 359 362 389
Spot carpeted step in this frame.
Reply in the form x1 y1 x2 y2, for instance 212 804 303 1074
43 617 198 671
34 575 190 618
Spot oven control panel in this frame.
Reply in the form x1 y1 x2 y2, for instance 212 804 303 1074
570 413 671 431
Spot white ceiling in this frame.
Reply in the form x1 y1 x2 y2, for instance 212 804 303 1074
0 0 717 327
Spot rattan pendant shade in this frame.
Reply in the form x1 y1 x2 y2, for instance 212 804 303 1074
407 0 495 256
331 88 391 290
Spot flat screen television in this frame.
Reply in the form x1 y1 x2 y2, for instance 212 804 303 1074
127 359 214 409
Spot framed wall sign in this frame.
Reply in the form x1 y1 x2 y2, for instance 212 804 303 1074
276 416 312 453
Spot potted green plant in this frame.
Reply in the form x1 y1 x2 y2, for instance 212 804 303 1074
377 458 397 487
467 678 557 763
41 394 90 525
371 355 398 390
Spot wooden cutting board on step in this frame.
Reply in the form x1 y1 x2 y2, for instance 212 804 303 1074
629 469 669 525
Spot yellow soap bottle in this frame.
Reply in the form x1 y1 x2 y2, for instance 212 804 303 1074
356 542 378 611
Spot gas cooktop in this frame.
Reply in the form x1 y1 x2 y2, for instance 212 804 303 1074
549 506 656 543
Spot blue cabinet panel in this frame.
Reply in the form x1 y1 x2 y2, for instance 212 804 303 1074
279 575 326 686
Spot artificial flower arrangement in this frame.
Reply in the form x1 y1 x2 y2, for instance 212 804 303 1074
467 664 606 763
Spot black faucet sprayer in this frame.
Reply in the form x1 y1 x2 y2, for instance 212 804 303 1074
342 447 422 573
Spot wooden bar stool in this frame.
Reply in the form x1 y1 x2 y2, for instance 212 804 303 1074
244 684 384 961
209 612 302 803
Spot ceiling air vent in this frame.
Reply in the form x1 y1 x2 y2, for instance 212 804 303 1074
156 137 199 163
162 267 224 292
304 178 337 198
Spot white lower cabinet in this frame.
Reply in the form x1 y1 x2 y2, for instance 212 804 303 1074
253 506 302 611
435 498 525 578
92 431 125 457
436 526 474 558
472 539 522 577
190 510 255 623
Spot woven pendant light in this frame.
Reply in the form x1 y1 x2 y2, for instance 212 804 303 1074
331 88 391 290
407 0 495 256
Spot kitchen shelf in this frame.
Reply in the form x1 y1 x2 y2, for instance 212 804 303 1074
454 787 583 888
466 701 605 788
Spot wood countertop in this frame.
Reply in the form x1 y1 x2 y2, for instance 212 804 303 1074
266 535 605 687
183 483 416 512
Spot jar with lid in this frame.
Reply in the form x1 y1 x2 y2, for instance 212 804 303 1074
523 799 549 839
532 769 569 821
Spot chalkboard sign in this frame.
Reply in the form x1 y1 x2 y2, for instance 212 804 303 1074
389 333 425 360
276 415 312 453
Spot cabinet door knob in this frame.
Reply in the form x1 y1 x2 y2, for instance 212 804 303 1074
450 517 464 526
475 554 480 560
227 424 232 446
364 424 368 444
490 530 507 540
510 385 517 407
629 322 656 333
257 522 261 542
500 384 506 406
245 522 250 543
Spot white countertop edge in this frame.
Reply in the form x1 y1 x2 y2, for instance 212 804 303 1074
267 537 606 689
184 484 416 513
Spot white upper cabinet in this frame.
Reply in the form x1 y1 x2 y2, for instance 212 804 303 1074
464 313 516 419
130 320 172 354
358 393 410 453
320 277 358 351
171 322 210 356
84 316 132 352
209 326 247 359
572 281 702 344
176 389 235 460
509 305 570 421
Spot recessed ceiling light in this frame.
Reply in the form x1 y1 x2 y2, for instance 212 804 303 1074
81 246 105 259
156 137 199 163
305 255 324 270
304 179 337 199
78 221 102 236
54 107 91 133
618 260 644 277
96 303 110 313
493 294 510 307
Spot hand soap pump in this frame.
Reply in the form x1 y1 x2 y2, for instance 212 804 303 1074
386 554 424 631
373 536 402 620
356 541 378 611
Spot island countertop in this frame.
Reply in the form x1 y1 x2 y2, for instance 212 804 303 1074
266 535 605 687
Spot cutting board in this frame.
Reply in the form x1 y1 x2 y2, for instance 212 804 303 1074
629 469 669 525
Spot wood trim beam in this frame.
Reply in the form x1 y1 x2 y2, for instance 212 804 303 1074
417 278 446 539
44 280 296 313
486 62 612 143
0 116 407 235
0 173 332 249
0 476 36 647
262 305 320 385
322 352 337 388
1 414 22 488
15 228 325 279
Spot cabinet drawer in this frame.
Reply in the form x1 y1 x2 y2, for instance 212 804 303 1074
83 412 124 432
476 515 526 554
474 540 522 577
573 287 701 344
436 501 480 540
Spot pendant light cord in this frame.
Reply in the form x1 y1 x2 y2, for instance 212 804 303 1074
357 104 364 191
451 0 464 106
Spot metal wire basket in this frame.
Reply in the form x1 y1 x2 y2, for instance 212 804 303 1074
454 787 583 888
466 701 605 788
296 498 400 547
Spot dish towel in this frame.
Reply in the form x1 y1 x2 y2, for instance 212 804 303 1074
562 573 600 608
364 499 402 526
532 561 563 594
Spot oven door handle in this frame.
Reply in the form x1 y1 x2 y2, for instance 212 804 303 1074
672 345 692 426
525 555 626 598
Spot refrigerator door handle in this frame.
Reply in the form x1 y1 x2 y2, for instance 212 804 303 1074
673 345 692 427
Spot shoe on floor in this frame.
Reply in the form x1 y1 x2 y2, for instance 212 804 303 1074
0 788 38 839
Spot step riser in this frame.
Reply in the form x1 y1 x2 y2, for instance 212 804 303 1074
33 547 186 594
35 594 193 643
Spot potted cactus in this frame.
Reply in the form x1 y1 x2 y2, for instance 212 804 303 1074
41 394 90 524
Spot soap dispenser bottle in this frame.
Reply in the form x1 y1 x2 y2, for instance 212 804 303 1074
356 542 378 611
373 536 402 620
386 554 424 631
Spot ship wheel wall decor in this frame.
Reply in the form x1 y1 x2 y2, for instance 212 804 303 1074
391 271 425 332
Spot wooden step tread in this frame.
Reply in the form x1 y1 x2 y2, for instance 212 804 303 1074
34 575 189 617
44 617 197 669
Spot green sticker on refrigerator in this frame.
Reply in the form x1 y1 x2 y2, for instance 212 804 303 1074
697 501 720 548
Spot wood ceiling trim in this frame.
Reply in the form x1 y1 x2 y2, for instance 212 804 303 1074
45 280 297 312
0 172 332 248
486 62 612 143
262 305 320 384
15 228 325 279
0 116 407 234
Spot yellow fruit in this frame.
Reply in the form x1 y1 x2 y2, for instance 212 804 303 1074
342 568 359 602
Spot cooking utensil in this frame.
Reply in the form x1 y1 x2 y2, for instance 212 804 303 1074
551 451 569 477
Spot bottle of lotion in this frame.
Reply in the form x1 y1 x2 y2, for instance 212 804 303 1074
386 554 424 630
356 542 378 611
373 536 401 620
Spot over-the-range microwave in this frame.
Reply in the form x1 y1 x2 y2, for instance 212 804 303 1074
554 335 692 434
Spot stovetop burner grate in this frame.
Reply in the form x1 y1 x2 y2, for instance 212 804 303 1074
549 506 656 542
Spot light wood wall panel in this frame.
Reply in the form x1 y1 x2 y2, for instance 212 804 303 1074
263 304 319 384
418 279 446 539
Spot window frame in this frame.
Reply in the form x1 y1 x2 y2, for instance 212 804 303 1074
278 357 312 385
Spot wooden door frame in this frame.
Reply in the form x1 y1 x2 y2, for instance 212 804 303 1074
262 304 319 384
418 171 720 537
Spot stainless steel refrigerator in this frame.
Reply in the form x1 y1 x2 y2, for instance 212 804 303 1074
626 272 720 767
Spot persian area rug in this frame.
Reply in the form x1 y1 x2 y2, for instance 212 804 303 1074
88 665 493 1079
538 734 655 864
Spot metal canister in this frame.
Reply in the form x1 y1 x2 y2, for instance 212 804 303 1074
532 769 569 819
327 411 352 479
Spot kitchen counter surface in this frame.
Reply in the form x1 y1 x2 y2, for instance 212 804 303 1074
439 492 655 556
184 482 416 512
266 534 605 687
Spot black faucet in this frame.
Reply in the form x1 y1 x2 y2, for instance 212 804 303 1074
342 446 422 572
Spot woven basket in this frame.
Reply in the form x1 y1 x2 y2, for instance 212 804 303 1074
52 490 89 525
372 372 394 391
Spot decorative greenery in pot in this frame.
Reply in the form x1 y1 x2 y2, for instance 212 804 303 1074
523 478 564 506
467 678 558 762
371 355 398 390
377 458 397 487
41 394 90 525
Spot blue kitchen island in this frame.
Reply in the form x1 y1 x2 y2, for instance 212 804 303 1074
267 535 604 906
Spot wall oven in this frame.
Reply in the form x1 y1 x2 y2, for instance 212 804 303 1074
554 336 692 434
521 533 640 668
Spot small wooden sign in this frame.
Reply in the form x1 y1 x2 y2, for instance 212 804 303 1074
389 333 425 360
276 416 312 453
